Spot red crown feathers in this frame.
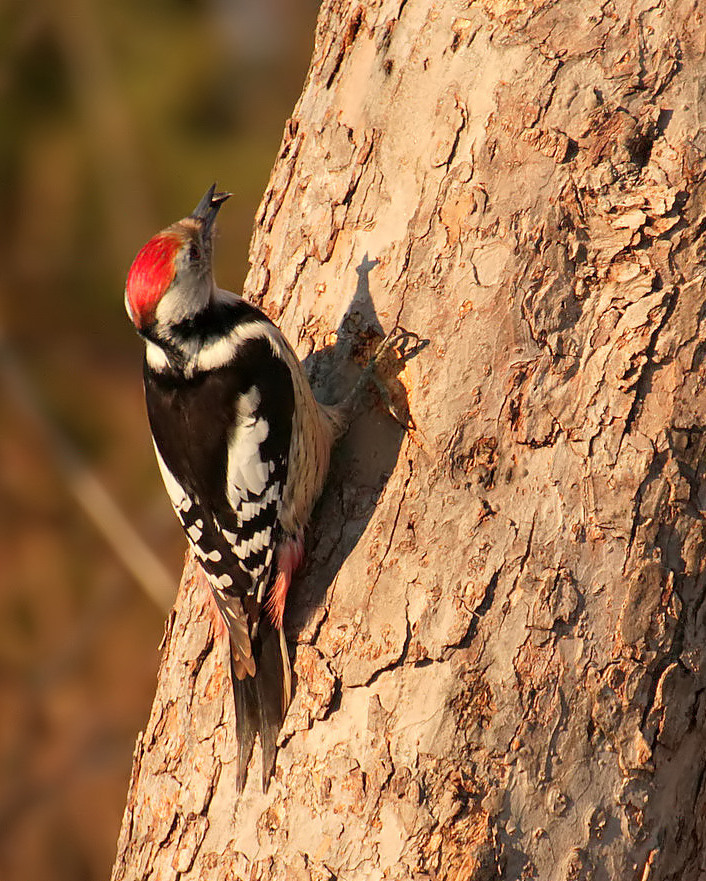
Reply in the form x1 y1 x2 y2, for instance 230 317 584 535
125 233 181 329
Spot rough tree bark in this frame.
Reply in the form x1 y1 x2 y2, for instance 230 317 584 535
111 1 706 879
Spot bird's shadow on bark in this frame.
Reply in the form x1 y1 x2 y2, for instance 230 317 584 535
284 253 425 649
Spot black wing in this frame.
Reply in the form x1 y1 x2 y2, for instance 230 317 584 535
144 335 294 622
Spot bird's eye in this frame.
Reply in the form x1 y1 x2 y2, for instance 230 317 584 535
188 243 201 262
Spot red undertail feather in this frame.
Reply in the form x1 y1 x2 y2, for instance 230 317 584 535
265 536 305 629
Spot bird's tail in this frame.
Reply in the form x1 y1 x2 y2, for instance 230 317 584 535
232 621 291 793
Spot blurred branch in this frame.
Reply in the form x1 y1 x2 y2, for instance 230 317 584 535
0 324 174 613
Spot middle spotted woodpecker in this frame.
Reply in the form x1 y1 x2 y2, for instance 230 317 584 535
125 185 390 792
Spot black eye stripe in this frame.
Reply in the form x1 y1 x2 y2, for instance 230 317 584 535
189 243 201 262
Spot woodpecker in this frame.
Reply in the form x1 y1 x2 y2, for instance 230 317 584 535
125 184 350 792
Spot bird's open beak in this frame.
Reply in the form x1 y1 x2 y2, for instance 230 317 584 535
191 183 232 233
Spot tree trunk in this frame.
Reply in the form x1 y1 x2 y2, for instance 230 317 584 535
111 1 706 879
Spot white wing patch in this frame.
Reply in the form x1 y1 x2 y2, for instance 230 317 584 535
153 392 282 605
217 520 275 588
220 523 273 564
221 527 239 546
187 523 203 542
233 526 272 561
237 482 281 527
192 544 222 563
194 333 242 373
226 386 271 504
153 441 193 515
145 340 170 372
192 316 289 374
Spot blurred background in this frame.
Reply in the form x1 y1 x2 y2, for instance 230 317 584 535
0 0 319 878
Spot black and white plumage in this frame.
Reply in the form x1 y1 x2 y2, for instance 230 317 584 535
125 185 343 791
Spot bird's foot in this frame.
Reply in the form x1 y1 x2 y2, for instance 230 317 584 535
342 324 424 430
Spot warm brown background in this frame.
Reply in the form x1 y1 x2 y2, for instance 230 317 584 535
0 2 318 879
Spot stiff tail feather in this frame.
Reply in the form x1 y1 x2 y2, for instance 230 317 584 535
232 620 292 793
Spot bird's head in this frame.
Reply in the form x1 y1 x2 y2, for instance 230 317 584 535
125 184 231 334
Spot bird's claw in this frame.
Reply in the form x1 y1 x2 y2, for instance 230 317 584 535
369 324 424 367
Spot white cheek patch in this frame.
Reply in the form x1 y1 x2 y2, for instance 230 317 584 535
154 273 210 329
